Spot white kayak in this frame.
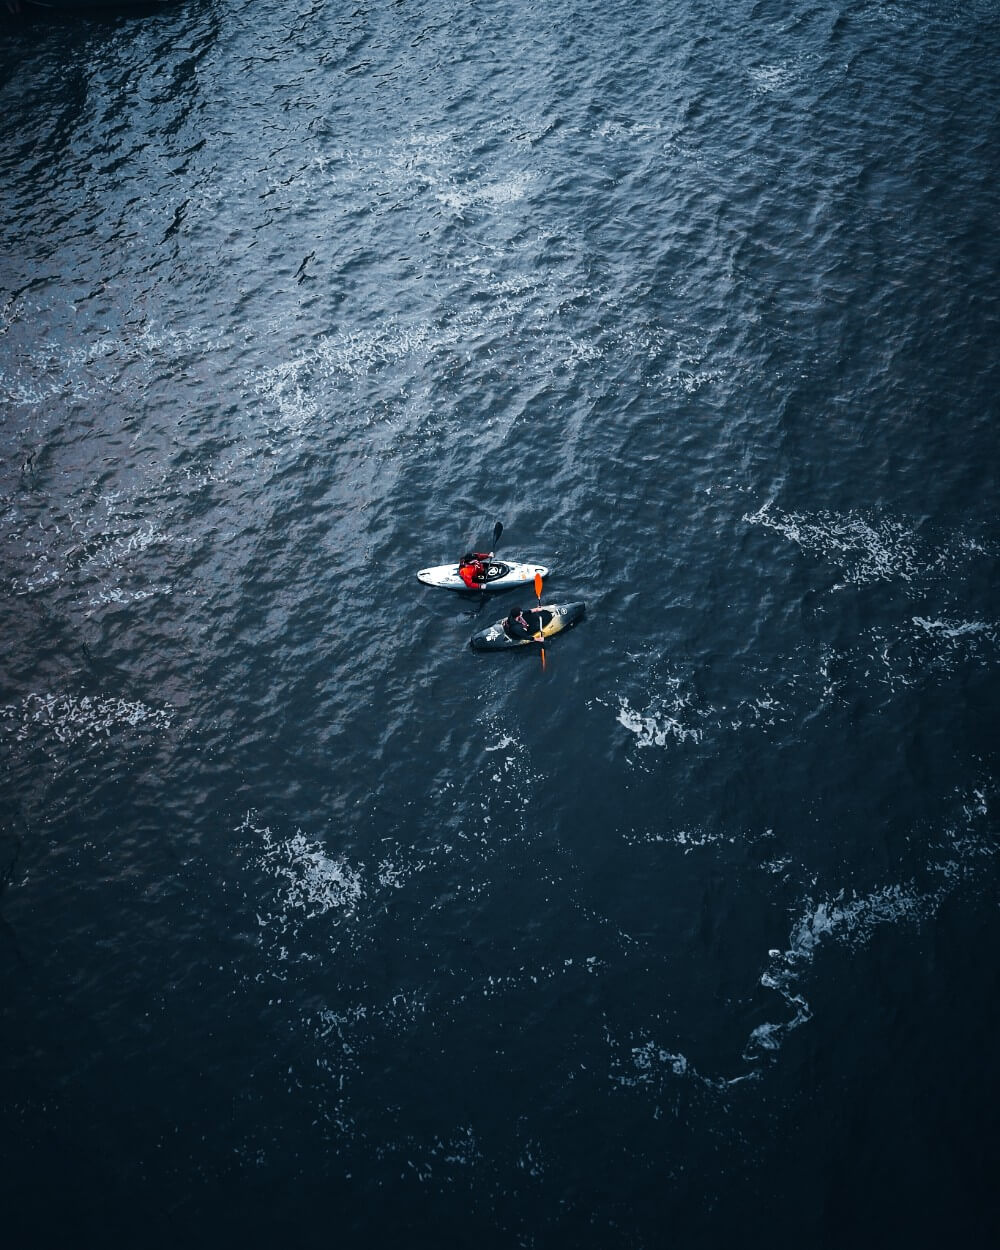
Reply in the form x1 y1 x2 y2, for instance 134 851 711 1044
417 560 549 591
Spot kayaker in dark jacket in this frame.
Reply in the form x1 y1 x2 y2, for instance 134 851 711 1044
502 606 551 640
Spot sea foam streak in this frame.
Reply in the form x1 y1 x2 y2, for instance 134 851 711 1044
610 686 707 751
239 812 363 940
743 501 923 583
0 692 173 745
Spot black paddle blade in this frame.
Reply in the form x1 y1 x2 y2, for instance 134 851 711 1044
492 521 503 547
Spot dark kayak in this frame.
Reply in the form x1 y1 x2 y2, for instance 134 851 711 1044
469 602 586 651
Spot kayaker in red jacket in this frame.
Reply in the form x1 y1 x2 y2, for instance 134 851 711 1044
458 551 491 589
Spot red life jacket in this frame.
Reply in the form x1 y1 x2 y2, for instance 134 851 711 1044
458 553 489 588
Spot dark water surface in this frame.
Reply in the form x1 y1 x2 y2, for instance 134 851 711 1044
2 1 998 1246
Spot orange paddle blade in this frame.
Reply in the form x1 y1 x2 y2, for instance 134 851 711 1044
534 573 545 669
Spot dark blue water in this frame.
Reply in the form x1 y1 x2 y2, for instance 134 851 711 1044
2 1 998 1245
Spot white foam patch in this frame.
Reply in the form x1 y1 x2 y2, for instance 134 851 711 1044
86 584 173 610
9 488 185 609
453 721 548 839
0 692 173 744
604 1023 753 1095
964 788 989 819
623 825 740 852
250 315 478 437
630 1040 690 1080
863 614 1000 691
912 615 997 643
83 521 171 570
484 732 518 753
305 988 433 1124
436 171 533 212
663 367 725 394
308 128 532 224
730 691 789 730
516 1139 546 1178
789 883 931 957
609 787 995 1085
565 337 604 364
375 857 409 890
381 127 534 214
595 119 662 141
613 693 705 749
0 338 118 406
314 1002 369 1040
1 312 232 411
744 881 932 1061
15 562 63 594
743 500 923 584
240 812 363 937
134 320 230 361
309 1002 369 1098
752 784 996 1062
817 643 844 703
483 727 547 783
927 787 996 885
748 62 796 93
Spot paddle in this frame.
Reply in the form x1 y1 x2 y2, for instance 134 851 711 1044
473 521 504 614
534 570 546 670
469 521 503 572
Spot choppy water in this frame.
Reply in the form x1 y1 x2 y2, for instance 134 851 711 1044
2 1 998 1246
